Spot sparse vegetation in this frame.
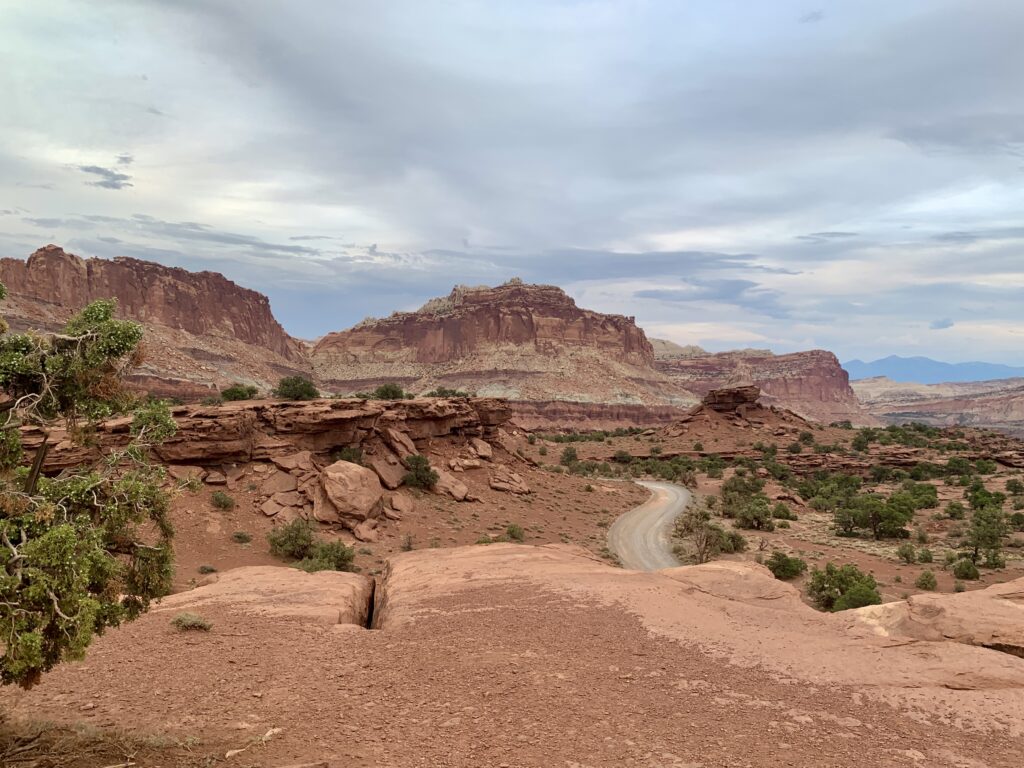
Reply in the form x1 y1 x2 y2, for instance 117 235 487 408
915 570 937 591
765 551 807 580
402 454 439 489
211 490 235 510
267 519 355 571
806 563 882 612
197 564 217 574
170 612 212 632
231 531 252 544
506 523 525 542
952 558 980 581
355 382 410 400
422 386 471 397
221 383 258 401
897 543 916 564
331 446 364 465
274 375 318 401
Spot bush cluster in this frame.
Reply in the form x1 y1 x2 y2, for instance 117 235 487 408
267 519 355 572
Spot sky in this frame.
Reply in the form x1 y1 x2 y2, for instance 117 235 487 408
1 0 1023 363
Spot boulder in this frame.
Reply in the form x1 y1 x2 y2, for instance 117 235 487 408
166 465 206 482
260 498 283 517
204 471 227 485
489 467 530 495
262 470 298 495
272 450 317 473
313 460 384 529
366 447 406 490
469 437 492 460
702 385 761 413
354 519 379 542
449 457 483 472
433 469 468 501
383 428 418 458
385 493 414 520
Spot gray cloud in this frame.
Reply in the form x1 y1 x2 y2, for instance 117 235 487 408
78 165 133 190
799 10 824 24
930 318 955 330
116 153 134 165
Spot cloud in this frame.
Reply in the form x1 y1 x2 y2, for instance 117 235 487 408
116 153 134 165
78 165 133 190
930 318 955 330
799 10 824 24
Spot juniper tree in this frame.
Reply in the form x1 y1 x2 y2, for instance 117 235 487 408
0 287 177 687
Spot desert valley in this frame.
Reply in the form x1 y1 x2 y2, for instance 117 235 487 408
1 245 1024 767
4 3 1023 766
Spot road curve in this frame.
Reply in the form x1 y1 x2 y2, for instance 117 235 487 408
607 481 693 571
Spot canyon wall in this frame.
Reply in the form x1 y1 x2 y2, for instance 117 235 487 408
656 349 876 425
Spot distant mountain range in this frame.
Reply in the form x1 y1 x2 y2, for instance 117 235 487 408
844 355 1024 384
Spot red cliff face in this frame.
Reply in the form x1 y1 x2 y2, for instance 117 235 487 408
656 349 876 425
313 281 653 367
310 280 675 404
0 245 300 360
0 246 310 398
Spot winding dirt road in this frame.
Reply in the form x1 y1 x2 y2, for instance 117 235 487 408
607 480 692 570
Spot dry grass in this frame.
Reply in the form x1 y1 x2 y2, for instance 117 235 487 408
0 716 217 767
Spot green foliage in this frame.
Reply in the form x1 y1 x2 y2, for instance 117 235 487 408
952 559 980 580
897 543 916 564
674 501 745 564
231 531 252 544
1005 478 1024 495
505 523 525 542
693 442 704 452
197 564 217 574
900 480 938 509
559 446 578 466
267 519 355 571
538 445 547 456
806 563 882 612
268 519 316 559
974 459 998 475
274 376 318 401
735 495 775 531
422 386 470 398
915 570 937 591
772 502 797 521
0 294 175 688
786 441 803 455
798 431 814 445
170 612 211 632
946 500 966 520
918 548 933 563
330 446 363 465
211 491 235 510
364 382 407 400
0 427 23 470
401 533 415 551
221 383 258 401
965 479 1005 511
765 551 807 580
964 505 1007 567
1009 512 1024 531
402 454 439 489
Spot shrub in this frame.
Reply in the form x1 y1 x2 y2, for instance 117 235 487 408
954 581 966 593
402 454 439 489
506 523 525 542
527 434 536 445
0 426 23 470
765 551 807 580
1005 478 1024 495
806 563 881 611
798 431 814 445
786 442 803 454
231 531 252 544
275 376 318 401
201 395 223 406
693 442 704 451
915 570 937 591
896 543 916 564
560 446 578 466
946 501 966 520
211 491 235 510
952 559 980 580
772 502 797 521
331 446 363 465
171 612 211 632
1010 511 1024 531
538 446 548 456
268 519 316 559
296 539 355 573
221 383 258 401
736 496 775 531
401 534 415 551
422 386 470 398
917 548 933 563
368 382 407 400
197 564 217 574
584 483 594 492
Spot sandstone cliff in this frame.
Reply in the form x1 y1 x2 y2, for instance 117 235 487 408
0 245 310 397
656 348 875 425
311 279 686 405
853 376 1024 437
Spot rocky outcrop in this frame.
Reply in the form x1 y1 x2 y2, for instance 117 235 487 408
702 385 761 412
0 245 309 399
310 279 683 405
24 397 511 473
657 349 875 425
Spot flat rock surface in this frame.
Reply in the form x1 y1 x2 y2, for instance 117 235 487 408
6 546 1023 766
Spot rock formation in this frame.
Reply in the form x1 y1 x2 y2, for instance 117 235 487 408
310 279 684 404
701 384 761 412
657 348 875 425
0 245 309 399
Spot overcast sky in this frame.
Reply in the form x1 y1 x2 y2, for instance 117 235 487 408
2 1 1023 363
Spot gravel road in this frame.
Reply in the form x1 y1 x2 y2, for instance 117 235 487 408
607 480 692 570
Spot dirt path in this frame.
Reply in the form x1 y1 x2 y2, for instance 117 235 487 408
607 480 690 570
